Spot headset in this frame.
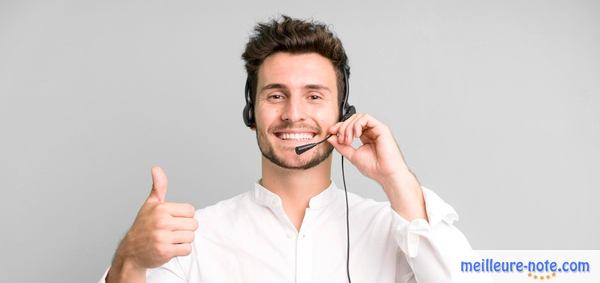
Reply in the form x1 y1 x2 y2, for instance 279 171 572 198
242 64 356 282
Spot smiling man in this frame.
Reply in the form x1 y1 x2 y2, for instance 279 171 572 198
102 15 485 283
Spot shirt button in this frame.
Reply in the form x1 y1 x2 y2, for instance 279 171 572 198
286 233 293 239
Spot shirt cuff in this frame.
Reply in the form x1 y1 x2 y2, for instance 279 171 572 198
392 186 459 258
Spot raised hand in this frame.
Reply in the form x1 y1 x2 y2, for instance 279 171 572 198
327 113 427 221
106 167 198 283
326 113 407 185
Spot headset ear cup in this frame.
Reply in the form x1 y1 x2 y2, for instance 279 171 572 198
248 106 254 127
341 105 356 121
243 103 254 127
338 65 356 122
243 76 256 128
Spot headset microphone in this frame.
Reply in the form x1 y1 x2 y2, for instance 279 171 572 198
294 110 355 155
295 135 330 155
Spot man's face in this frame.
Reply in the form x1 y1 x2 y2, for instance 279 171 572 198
254 52 340 170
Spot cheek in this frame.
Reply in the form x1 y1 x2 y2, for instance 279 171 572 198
255 106 281 126
254 106 278 121
316 106 339 124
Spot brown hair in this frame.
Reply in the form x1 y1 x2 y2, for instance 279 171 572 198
241 15 349 104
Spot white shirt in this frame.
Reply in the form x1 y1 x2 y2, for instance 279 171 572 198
100 182 489 283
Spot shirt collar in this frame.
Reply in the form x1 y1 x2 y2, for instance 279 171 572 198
253 181 338 210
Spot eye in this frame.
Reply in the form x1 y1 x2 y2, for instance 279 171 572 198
308 94 322 100
267 93 285 101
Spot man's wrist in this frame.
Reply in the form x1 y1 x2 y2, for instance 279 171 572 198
380 169 428 222
106 250 146 283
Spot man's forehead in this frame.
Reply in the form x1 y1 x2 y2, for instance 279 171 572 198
257 52 337 87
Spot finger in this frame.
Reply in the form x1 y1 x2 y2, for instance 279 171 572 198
170 230 195 244
161 202 196 217
352 114 370 141
346 113 365 144
353 119 363 139
171 243 193 257
337 114 355 144
148 166 168 203
358 114 387 140
327 135 356 161
169 217 199 231
328 121 343 135
338 114 359 145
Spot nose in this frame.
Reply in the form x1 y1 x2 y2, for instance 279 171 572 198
281 95 306 122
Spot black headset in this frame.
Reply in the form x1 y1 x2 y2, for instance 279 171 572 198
242 65 356 127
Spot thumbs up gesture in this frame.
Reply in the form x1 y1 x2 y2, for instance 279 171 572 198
107 167 198 282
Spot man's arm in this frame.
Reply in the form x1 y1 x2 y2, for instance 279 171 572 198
327 113 491 282
327 113 428 220
101 167 198 283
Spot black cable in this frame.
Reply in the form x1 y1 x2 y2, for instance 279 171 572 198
341 156 352 283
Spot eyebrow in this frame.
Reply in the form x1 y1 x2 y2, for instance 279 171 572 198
259 83 331 93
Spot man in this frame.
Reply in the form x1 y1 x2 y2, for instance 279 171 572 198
102 15 483 283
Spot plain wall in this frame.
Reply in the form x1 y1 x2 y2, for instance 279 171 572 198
0 0 598 282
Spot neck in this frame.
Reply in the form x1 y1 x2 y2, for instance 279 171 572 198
260 155 332 209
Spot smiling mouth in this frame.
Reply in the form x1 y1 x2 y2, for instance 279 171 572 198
274 132 317 141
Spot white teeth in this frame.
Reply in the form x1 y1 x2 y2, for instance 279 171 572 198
278 133 315 140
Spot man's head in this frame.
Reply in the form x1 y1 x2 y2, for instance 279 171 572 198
241 15 350 170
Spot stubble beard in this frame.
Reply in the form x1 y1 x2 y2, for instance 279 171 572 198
256 131 334 170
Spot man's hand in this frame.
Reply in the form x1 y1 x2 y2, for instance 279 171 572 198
106 167 198 283
327 113 428 221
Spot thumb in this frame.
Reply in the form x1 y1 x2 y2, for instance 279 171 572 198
148 166 168 203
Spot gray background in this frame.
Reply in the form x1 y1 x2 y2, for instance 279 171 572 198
1 0 598 282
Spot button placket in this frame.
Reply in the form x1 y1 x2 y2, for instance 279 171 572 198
295 209 313 283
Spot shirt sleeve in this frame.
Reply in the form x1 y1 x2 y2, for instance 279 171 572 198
391 187 493 283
